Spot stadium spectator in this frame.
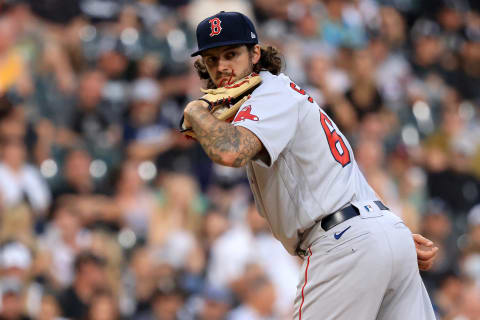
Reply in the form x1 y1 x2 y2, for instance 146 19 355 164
86 289 121 320
206 199 299 317
36 293 61 320
57 252 107 319
112 161 159 241
52 148 99 199
38 196 92 288
192 285 233 320
138 278 187 320
123 77 173 161
229 265 277 320
0 115 51 216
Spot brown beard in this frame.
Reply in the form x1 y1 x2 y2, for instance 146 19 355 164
217 70 236 87
216 60 254 87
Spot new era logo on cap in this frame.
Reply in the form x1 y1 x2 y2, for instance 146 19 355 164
191 11 259 57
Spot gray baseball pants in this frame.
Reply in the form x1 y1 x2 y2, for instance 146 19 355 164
293 201 436 320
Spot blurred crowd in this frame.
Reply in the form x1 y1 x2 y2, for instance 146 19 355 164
0 0 479 319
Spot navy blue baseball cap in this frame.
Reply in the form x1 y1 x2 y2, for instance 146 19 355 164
191 11 259 57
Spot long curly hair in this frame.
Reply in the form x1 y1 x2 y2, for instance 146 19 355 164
193 45 283 89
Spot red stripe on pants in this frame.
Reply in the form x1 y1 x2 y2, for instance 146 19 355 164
299 247 312 320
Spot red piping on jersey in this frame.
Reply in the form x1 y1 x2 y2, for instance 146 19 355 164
299 247 312 320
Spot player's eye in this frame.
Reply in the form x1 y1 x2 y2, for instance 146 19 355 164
205 57 218 65
224 51 236 59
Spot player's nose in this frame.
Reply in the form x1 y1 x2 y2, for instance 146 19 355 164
218 58 231 73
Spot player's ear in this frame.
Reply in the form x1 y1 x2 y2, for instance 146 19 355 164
251 44 261 64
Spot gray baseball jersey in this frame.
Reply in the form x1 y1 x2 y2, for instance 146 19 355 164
233 70 377 255
232 71 435 319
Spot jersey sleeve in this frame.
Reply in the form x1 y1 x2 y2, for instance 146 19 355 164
232 89 299 167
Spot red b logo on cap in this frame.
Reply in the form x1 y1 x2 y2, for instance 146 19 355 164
209 18 222 37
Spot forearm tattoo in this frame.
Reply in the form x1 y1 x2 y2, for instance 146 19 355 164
188 107 262 167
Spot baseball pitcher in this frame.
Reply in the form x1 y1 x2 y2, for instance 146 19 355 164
182 11 437 320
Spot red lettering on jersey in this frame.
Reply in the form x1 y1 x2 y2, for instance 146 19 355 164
289 82 314 103
320 112 351 167
209 18 222 36
233 105 258 122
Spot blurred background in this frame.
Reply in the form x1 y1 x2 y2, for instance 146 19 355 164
0 0 478 319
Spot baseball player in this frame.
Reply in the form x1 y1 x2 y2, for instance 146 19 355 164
182 11 437 319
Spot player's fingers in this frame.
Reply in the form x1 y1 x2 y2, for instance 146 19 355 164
418 260 434 271
418 261 428 270
418 254 436 270
417 246 439 261
413 234 434 247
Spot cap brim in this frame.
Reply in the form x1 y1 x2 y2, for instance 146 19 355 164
190 39 258 57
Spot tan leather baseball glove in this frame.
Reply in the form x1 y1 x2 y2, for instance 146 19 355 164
180 73 262 139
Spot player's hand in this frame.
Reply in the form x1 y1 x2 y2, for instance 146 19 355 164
413 234 438 271
183 99 210 129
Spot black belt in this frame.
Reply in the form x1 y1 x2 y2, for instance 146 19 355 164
320 205 359 231
321 200 389 231
295 201 389 257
